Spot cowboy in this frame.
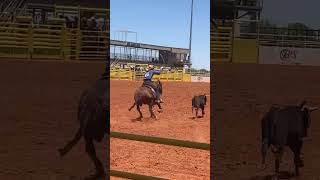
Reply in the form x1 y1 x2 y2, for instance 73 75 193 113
143 65 163 103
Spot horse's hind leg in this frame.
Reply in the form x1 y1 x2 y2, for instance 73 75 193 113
85 137 105 179
58 128 82 157
137 105 143 118
128 102 136 111
149 104 156 118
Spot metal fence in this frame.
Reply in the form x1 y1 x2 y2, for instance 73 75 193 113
110 131 210 179
211 26 232 62
110 68 192 82
0 22 108 61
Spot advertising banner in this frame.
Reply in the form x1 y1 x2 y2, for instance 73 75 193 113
259 46 320 66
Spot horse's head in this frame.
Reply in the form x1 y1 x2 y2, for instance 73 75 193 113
156 80 162 95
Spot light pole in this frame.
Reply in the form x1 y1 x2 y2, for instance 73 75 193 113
188 0 194 67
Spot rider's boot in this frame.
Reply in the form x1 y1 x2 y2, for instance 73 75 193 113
160 98 164 103
155 92 163 103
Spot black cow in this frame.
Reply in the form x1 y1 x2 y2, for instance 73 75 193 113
192 94 207 118
261 101 318 176
58 72 108 179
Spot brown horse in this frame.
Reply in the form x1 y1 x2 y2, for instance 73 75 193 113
128 80 162 119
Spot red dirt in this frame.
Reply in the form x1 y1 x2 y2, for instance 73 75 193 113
0 60 108 180
213 64 320 180
110 80 210 180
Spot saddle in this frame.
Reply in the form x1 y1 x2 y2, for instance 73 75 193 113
142 84 157 99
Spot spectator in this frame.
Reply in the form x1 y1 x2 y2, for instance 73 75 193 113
74 16 79 29
89 16 97 30
65 16 71 28
80 17 88 30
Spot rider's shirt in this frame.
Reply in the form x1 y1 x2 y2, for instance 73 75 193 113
144 69 161 81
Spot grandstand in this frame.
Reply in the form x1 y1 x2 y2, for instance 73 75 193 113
0 0 109 61
110 39 190 67
109 29 196 81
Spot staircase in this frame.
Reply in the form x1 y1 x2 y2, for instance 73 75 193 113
0 0 26 22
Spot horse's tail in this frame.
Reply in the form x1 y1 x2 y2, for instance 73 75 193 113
128 102 136 111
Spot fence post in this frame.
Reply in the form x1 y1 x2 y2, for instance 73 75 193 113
61 24 68 61
27 23 33 60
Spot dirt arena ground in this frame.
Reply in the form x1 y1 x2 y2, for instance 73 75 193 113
0 60 107 180
110 80 210 180
213 64 320 180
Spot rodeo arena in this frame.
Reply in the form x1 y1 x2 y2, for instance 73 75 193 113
0 0 110 179
213 0 320 179
109 3 210 180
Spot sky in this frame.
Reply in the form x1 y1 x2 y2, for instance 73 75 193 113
110 0 210 70
262 0 320 29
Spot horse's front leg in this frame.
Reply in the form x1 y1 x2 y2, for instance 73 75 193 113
149 103 156 118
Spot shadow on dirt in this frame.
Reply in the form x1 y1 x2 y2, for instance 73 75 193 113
131 117 159 122
190 116 204 120
248 171 295 180
131 117 143 122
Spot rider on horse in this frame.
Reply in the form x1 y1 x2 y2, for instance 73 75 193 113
143 65 164 103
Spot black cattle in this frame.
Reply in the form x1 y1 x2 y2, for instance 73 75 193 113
261 101 318 176
58 72 108 179
192 94 207 118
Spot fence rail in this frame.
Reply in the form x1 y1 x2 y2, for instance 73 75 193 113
111 131 210 150
110 170 168 180
0 22 108 61
110 131 210 179
211 26 233 62
110 68 192 82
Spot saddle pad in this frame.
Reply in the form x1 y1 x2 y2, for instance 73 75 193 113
142 85 157 99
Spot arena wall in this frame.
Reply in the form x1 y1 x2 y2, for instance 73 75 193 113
259 46 320 66
110 68 192 82
232 39 258 64
191 76 210 83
